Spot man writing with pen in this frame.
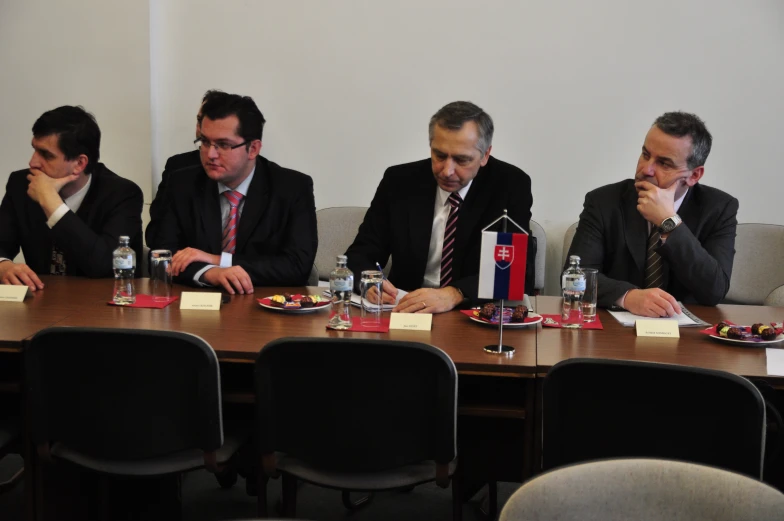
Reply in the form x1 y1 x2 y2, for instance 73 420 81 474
344 101 534 314
565 111 738 318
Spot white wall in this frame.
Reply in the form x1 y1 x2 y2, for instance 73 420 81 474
3 0 784 294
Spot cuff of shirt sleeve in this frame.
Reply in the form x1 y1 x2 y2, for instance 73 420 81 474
194 265 218 286
46 203 70 229
616 291 630 309
220 252 232 268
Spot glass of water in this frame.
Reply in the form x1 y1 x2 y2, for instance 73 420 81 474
360 270 384 326
150 250 173 302
582 268 598 323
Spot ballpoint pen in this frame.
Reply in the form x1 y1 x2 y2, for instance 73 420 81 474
375 262 385 279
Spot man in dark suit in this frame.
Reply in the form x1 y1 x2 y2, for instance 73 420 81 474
566 111 738 317
147 92 317 294
345 101 533 314
0 106 143 290
146 90 229 248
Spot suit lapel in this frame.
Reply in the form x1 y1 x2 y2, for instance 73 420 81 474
198 176 222 253
407 169 437 278
236 158 270 252
622 183 648 273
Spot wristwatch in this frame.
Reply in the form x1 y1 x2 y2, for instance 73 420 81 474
658 214 682 234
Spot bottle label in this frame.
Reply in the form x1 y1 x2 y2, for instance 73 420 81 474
565 277 586 292
331 280 352 292
114 256 133 269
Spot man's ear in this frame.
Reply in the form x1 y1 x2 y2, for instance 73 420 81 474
480 145 492 167
248 140 262 159
71 155 89 175
685 165 704 186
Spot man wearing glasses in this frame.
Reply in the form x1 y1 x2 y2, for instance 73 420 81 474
565 111 738 317
147 93 317 294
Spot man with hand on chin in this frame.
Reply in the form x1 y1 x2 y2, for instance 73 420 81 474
0 106 143 289
147 92 317 294
566 111 738 317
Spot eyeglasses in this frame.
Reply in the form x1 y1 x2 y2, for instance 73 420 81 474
194 138 249 153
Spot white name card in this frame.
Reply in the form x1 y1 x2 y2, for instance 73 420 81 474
389 312 432 331
180 292 222 311
0 285 29 303
635 319 680 338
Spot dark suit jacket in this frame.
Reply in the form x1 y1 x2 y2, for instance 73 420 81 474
148 155 317 286
0 164 144 277
567 179 738 307
145 149 201 247
345 156 534 300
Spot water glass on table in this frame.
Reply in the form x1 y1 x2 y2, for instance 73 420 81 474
150 249 173 302
582 268 598 323
360 270 384 326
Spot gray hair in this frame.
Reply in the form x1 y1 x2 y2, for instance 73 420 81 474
653 111 713 169
429 101 494 155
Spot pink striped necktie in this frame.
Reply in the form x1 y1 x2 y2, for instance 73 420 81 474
221 190 244 254
440 192 463 288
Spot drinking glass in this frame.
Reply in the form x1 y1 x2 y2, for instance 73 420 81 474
150 250 173 302
582 268 598 323
360 270 384 326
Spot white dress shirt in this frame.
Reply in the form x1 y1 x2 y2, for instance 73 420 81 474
422 181 473 288
194 168 255 285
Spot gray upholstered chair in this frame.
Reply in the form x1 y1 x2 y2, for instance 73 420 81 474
315 207 392 282
765 285 784 306
561 221 579 269
500 458 784 521
529 220 546 294
724 223 784 304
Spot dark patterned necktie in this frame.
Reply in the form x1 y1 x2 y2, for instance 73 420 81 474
221 190 244 254
643 229 662 288
440 192 463 288
50 243 66 276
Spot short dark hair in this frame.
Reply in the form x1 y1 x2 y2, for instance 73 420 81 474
200 93 266 144
32 106 101 174
429 101 494 155
653 111 712 169
197 90 230 125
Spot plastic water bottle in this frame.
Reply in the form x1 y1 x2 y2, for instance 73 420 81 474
328 255 353 330
561 255 585 328
113 236 136 305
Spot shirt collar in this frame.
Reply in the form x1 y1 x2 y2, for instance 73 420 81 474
62 173 92 211
674 187 688 213
437 179 473 207
218 166 255 197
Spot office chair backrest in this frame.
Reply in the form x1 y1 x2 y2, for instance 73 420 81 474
316 207 388 281
561 221 579 269
724 223 784 304
26 327 223 460
500 458 784 521
255 338 457 472
542 358 766 478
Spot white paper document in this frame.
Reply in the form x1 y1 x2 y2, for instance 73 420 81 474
350 289 408 311
607 303 709 327
766 348 784 377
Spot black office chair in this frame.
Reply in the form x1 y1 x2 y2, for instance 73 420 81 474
26 327 247 515
0 414 21 493
254 337 460 519
542 358 767 478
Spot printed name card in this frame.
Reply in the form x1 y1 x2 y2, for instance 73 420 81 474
180 292 222 311
635 319 680 338
389 312 433 331
0 285 29 303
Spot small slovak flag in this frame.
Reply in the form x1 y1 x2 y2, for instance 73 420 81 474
478 231 528 300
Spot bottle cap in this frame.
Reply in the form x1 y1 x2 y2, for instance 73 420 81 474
569 255 581 263
337 255 347 263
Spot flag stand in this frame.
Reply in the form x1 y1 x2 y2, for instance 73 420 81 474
482 210 526 356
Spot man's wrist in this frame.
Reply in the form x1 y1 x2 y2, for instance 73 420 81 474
449 286 467 306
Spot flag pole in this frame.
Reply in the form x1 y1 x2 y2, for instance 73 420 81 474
484 209 515 356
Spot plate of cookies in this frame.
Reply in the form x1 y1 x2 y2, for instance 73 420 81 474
707 321 784 346
258 293 331 313
465 303 543 328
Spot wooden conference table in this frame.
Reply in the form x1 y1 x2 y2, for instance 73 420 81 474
1 277 783 519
